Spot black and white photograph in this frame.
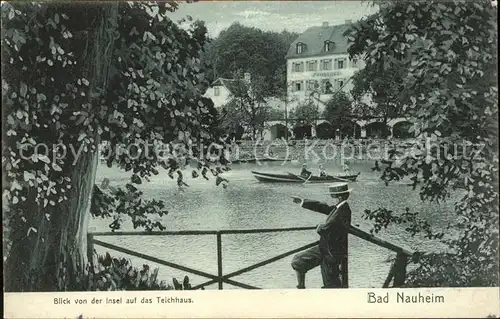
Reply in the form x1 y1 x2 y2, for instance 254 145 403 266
2 0 499 317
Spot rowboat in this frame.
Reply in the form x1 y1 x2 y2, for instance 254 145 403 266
251 171 360 183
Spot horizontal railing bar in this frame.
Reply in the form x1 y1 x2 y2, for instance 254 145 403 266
223 241 320 281
90 230 219 236
92 239 218 281
89 226 414 256
89 226 316 237
219 226 316 235
349 226 414 256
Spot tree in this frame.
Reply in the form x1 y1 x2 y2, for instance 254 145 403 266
347 0 498 286
323 91 356 138
288 100 320 139
2 2 225 292
349 56 407 138
289 100 320 126
204 23 298 97
219 71 270 140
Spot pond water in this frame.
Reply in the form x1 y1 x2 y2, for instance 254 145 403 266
91 160 454 289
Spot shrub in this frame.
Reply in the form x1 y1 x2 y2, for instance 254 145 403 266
84 252 198 291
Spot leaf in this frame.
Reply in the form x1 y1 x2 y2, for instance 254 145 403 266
24 171 36 181
20 82 27 97
131 174 142 184
38 154 50 163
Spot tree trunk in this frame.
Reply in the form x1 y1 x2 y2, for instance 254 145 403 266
4 3 118 292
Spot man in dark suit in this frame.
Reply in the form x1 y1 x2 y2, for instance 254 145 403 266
291 183 352 289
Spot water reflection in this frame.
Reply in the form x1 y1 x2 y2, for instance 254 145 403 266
92 161 454 289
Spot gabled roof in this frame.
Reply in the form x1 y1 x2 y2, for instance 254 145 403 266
212 78 248 95
285 23 352 59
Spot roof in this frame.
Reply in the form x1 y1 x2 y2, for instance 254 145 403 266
212 78 248 95
285 23 352 59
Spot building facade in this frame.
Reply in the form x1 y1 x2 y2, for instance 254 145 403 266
285 20 364 114
260 20 410 140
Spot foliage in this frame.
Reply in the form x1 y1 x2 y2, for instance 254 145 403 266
322 91 356 135
204 22 298 97
348 0 498 286
2 2 228 291
219 70 271 139
349 56 407 123
85 252 198 291
267 107 285 121
289 100 320 126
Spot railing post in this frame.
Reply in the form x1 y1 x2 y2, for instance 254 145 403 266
341 239 348 288
87 233 94 264
393 253 408 287
340 208 351 288
216 231 223 290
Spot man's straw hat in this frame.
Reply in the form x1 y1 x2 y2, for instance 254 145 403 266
327 182 352 195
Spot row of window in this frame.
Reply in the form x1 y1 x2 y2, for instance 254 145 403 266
291 58 356 72
212 77 347 96
295 41 336 54
291 79 347 93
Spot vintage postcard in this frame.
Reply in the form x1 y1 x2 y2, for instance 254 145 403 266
2 0 499 318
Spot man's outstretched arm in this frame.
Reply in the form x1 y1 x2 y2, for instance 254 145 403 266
291 197 333 216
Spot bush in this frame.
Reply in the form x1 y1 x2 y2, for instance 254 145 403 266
85 252 198 291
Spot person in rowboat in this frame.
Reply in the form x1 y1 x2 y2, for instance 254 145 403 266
342 161 351 175
318 164 327 177
299 163 312 178
291 183 352 289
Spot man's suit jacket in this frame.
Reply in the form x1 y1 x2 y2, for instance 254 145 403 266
301 199 351 262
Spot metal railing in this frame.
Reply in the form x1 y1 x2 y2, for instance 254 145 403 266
87 225 416 289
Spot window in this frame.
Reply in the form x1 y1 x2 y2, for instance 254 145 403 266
320 59 332 70
334 78 346 90
337 59 345 69
306 60 317 71
292 62 304 72
214 87 220 96
294 81 303 91
324 41 335 52
296 42 306 54
350 58 358 68
307 80 318 91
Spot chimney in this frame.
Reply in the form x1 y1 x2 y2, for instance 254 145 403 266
243 72 251 84
322 22 329 28
345 19 352 24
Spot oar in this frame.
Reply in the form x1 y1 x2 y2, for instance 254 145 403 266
288 172 312 185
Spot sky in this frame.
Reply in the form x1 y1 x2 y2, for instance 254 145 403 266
168 1 379 37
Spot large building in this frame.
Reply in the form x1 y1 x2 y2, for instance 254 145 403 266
261 20 367 140
205 21 410 140
285 20 363 113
